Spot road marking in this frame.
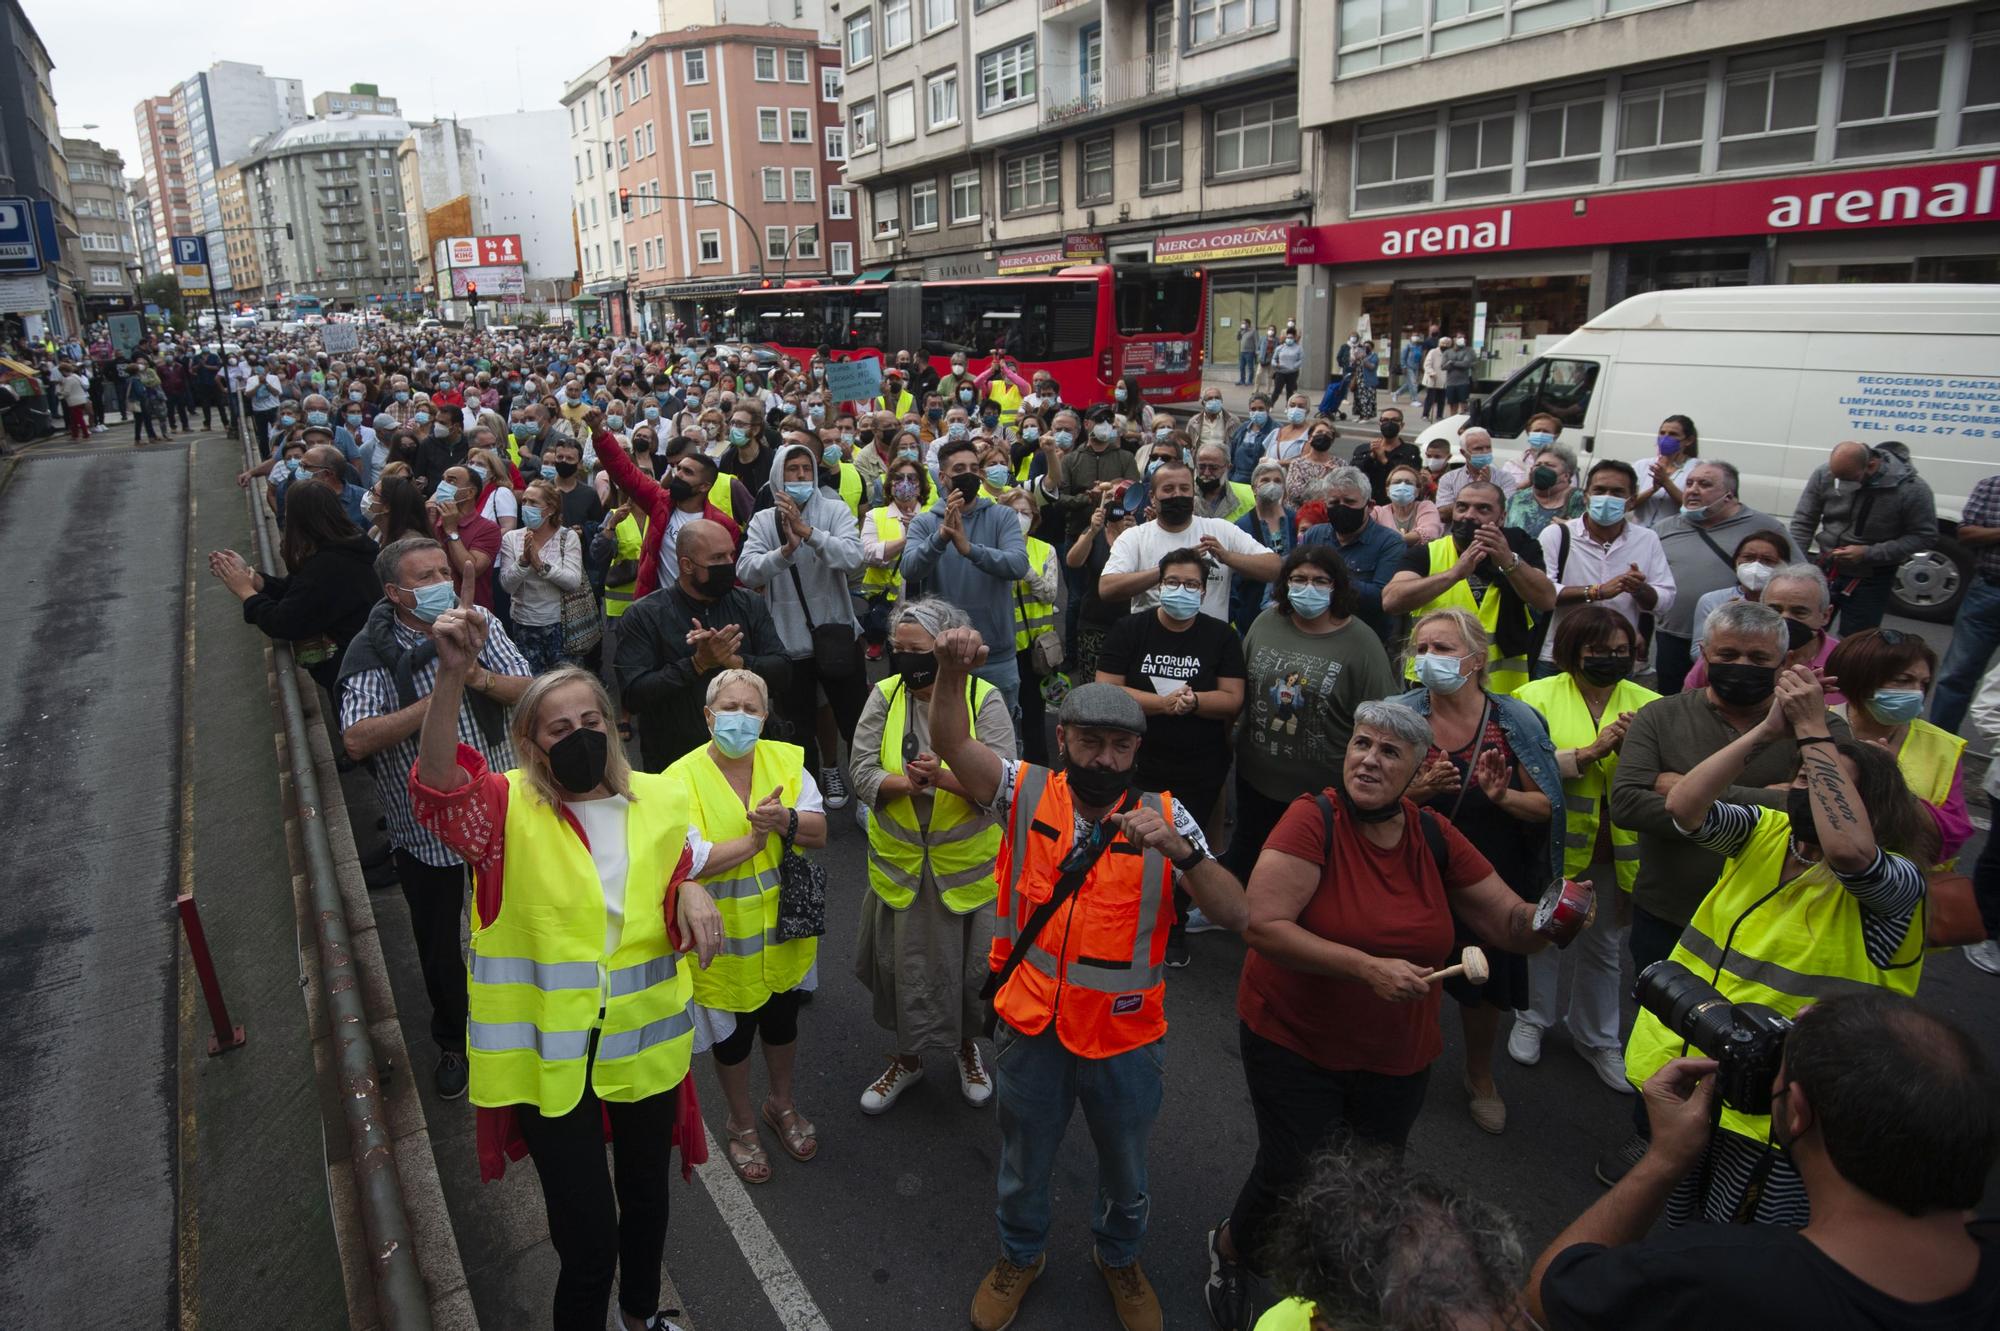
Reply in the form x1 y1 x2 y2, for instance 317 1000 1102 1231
176 439 201 1331
693 1121 833 1331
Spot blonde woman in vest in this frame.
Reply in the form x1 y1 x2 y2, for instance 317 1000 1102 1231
1825 627 1972 866
1638 659 1936 1227
851 597 1016 1115
411 624 755 1331
1512 606 1661 1093
861 455 929 661
666 668 828 1184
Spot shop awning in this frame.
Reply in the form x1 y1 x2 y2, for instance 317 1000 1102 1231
856 266 895 282
569 294 602 305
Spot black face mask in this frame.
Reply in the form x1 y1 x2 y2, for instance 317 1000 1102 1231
667 476 695 505
1707 661 1778 708
1327 503 1367 535
949 472 982 503
1337 780 1407 823
1380 419 1402 440
1784 616 1816 653
1579 655 1634 687
1532 466 1561 491
891 651 938 692
1157 495 1195 525
1786 787 1820 846
689 560 735 599
1309 434 1333 452
1450 517 1482 549
544 727 609 795
1061 748 1131 808
552 459 579 479
1197 475 1222 494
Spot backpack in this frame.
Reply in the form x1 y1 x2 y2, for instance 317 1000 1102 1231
1314 794 1449 879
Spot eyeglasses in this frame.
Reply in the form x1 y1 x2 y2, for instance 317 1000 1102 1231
1287 577 1335 590
1160 577 1205 592
1873 627 1912 646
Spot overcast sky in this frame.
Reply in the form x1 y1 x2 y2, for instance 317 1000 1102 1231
30 0 661 175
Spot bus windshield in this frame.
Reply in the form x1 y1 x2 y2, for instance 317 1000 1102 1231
739 290 885 352
1114 271 1203 336
922 281 1098 361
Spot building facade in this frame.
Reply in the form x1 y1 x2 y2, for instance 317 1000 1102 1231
398 111 575 314
62 138 138 315
127 175 159 279
168 61 307 297
1288 0 2000 390
566 55 637 334
133 95 193 273
661 0 835 39
1 1 80 335
236 113 417 309
313 85 399 118
215 163 261 300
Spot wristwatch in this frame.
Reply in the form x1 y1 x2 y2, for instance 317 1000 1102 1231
1171 841 1209 874
447 531 462 542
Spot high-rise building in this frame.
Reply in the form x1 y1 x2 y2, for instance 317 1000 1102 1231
168 62 307 295
215 163 261 300
236 109 417 308
62 138 139 314
133 94 193 273
127 176 159 278
396 111 574 311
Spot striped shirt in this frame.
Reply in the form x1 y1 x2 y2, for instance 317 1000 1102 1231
339 616 533 868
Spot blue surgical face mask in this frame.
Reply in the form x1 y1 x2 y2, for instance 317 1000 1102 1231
1526 430 1555 447
1051 429 1074 449
468 463 489 485
516 420 540 439
1681 502 1709 522
1287 407 1306 425
1250 409 1269 427
305 410 329 427
408 581 458 624
711 709 763 758
346 413 363 428
1413 651 1468 695
1022 426 1040 443
395 391 409 402
729 426 749 446
521 504 545 529
898 447 921 462
413 411 431 426
1865 689 1925 724
984 464 1011 489
606 415 625 431
1388 481 1418 505
947 421 967 441
1287 583 1331 620
348 390 363 402
823 444 844 466
784 480 815 505
1115 387 1127 402
1204 398 1222 415
1159 585 1202 621
1587 494 1628 525
279 414 296 427
1465 452 1491 470
540 465 558 481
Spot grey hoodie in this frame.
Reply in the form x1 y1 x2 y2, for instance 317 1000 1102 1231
1787 441 1937 569
736 441 865 658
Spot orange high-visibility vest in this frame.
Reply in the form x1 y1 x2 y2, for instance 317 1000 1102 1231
989 766 1176 1058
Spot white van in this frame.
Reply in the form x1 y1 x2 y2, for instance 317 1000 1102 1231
1454 285 2000 622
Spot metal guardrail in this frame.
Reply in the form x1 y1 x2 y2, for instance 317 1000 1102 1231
232 395 433 1331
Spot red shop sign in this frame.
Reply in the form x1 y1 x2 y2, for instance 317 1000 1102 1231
477 234 523 266
1286 158 2000 266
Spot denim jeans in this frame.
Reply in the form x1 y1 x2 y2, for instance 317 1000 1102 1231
1237 350 1256 385
1930 577 2000 734
992 1021 1165 1268
1834 568 1896 635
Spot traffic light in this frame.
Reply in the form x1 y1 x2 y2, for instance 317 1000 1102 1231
466 282 481 308
618 186 631 219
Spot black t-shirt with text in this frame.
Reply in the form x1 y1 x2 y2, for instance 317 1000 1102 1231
1096 610 1246 794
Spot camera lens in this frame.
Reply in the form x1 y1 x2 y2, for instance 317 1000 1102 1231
1634 960 1739 1060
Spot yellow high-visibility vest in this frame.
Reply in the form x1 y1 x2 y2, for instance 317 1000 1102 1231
1411 534 1528 695
665 739 815 1012
1894 717 1966 870
708 476 735 522
602 511 645 618
1625 807 1922 1143
466 769 696 1113
988 378 1023 426
1514 673 1660 891
1012 536 1057 653
863 506 907 603
836 461 863 517
866 676 1001 913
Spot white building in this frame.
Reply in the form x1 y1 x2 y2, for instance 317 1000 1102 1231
396 110 574 311
660 0 834 40
170 61 306 297
563 54 635 333
237 113 417 308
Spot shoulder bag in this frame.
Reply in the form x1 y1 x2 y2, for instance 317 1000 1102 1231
774 808 828 942
789 563 857 679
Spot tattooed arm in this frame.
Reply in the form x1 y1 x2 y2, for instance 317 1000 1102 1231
1775 667 1876 874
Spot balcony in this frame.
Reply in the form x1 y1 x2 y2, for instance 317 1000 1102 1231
1040 51 1170 128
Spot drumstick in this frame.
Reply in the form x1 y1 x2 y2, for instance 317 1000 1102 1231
1427 946 1489 986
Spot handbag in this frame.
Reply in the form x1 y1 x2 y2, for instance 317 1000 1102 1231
1015 582 1064 675
790 563 857 679
1921 870 1984 949
774 809 828 942
559 581 602 657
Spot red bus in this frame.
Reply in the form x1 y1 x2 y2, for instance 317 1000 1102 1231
729 264 1208 409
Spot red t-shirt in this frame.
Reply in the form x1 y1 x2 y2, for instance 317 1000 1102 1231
1237 792 1494 1077
437 512 503 609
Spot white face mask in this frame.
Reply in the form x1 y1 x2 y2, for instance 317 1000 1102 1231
1737 561 1777 593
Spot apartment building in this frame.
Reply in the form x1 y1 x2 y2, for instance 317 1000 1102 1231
1289 0 2000 390
133 95 193 272
235 112 417 308
62 138 138 315
313 85 400 118
610 23 859 332
168 62 307 298
835 0 1308 343
127 175 160 279
660 0 836 39
397 111 574 312
565 55 638 334
215 163 261 300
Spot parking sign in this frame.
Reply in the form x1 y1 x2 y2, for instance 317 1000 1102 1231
172 235 209 267
0 197 40 273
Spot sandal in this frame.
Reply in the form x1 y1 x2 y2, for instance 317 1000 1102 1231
761 1099 819 1162
723 1122 771 1184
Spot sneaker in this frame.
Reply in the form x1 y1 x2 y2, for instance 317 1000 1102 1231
435 1049 468 1100
1183 905 1223 935
852 800 869 835
957 1041 993 1107
1578 1043 1634 1095
1965 939 2000 975
632 1312 687 1331
1093 1250 1162 1331
1203 1224 1253 1331
1464 1077 1506 1134
1165 924 1190 969
821 765 851 810
970 1254 1045 1331
1594 1133 1648 1187
860 1057 923 1115
1506 1018 1543 1067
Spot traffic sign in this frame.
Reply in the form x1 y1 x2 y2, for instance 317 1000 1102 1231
476 235 521 266
0 197 40 273
172 235 209 266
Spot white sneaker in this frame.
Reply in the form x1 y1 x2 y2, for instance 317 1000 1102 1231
1579 1044 1634 1094
860 1057 923 1114
1505 1018 1544 1067
1965 939 2000 975
957 1041 993 1107
852 800 869 834
1183 905 1222 935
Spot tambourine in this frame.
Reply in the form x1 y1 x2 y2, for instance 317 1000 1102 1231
1533 877 1594 948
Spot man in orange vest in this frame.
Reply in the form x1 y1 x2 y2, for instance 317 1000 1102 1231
928 629 1250 1331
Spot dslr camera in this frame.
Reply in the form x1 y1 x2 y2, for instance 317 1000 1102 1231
1633 960 1792 1115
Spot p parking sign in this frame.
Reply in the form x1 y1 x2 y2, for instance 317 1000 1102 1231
172 235 209 267
0 197 41 273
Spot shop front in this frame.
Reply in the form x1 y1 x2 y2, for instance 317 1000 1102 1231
1150 220 1299 378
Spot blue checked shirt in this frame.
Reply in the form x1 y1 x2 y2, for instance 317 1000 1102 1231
1963 474 2000 583
339 617 533 867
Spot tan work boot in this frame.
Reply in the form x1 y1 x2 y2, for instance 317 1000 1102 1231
1093 1249 1162 1331
970 1253 1045 1331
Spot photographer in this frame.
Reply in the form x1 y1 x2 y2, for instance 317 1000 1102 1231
1627 662 1938 1226
1531 996 1999 1328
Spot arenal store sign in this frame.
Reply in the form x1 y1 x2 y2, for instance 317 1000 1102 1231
1285 158 2000 266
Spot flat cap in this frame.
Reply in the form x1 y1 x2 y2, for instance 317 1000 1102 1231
1058 681 1146 736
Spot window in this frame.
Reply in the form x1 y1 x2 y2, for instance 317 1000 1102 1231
1192 0 1278 44
886 85 917 143
979 39 1037 113
614 83 626 113
852 99 879 151
767 225 791 261
925 0 957 32
586 150 596 177
1003 148 1059 213
684 49 708 84
628 244 639 269
755 47 779 81
618 136 631 166
911 178 939 229
1526 88 1603 190
794 227 820 260
763 166 785 201
1143 117 1183 190
687 109 713 145
1616 65 1706 180
698 229 721 263
873 185 900 236
829 186 853 219
793 167 816 201
831 240 854 275
1720 45 1822 170
643 122 657 156
884 0 913 49
635 63 650 97
950 168 981 223
1445 97 1513 199
599 89 609 118
1837 22 1947 158
1965 17 2000 146
759 108 782 142
1482 357 1601 442
790 108 812 142
1354 113 1435 211
822 66 843 102
846 11 874 66
787 49 809 82
927 69 960 128
1210 95 1298 176
1079 136 1113 203
575 153 584 183
691 169 717 201
90 264 126 286
1082 24 1104 99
